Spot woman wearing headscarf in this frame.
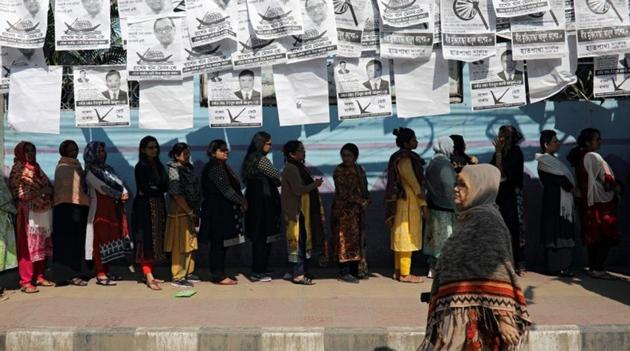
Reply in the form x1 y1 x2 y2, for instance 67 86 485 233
9 141 54 293
84 141 132 287
491 125 526 275
536 130 576 277
241 132 281 282
132 136 168 291
164 143 200 288
331 143 370 284
385 127 427 284
281 140 324 285
449 134 478 173
420 165 531 351
200 140 246 285
0 176 17 295
423 137 457 279
567 128 621 279
53 140 90 286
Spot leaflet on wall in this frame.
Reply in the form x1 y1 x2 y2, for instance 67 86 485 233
511 0 567 60
208 68 263 127
0 0 48 48
126 15 185 81
54 0 111 51
441 0 497 61
333 57 392 119
73 66 131 128
334 0 368 57
574 0 630 57
0 47 45 92
593 54 630 97
492 0 550 18
361 0 381 55
286 0 338 63
564 0 575 31
470 43 526 110
117 0 175 17
376 0 432 28
380 20 434 59
246 0 305 39
526 34 577 102
182 30 234 77
185 0 237 48
495 17 511 39
139 78 193 129
433 0 442 43
273 59 330 126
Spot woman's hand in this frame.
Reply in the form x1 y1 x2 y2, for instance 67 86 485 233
314 178 324 187
120 192 129 202
498 316 520 346
493 137 505 153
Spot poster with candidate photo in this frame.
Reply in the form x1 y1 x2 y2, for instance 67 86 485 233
333 57 392 120
511 0 567 60
574 0 630 57
286 0 338 63
182 30 234 77
0 47 45 92
73 66 131 127
246 0 305 40
208 68 263 128
118 0 174 17
185 0 237 48
127 15 185 81
593 54 630 97
0 0 48 48
441 0 497 61
334 0 369 57
376 0 432 28
470 43 526 110
54 0 111 51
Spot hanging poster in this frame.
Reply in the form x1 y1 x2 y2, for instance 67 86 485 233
126 15 185 81
376 0 432 28
184 0 237 48
565 0 575 32
441 0 497 61
0 47 45 92
334 57 392 119
233 0 287 69
73 66 131 128
0 0 48 48
433 0 442 42
117 0 174 17
361 0 380 55
333 0 369 57
286 0 338 63
139 78 194 129
380 19 434 59
208 68 263 127
182 30 234 77
593 53 630 97
574 0 630 57
527 34 577 102
394 49 450 118
470 43 526 110
273 59 330 126
54 0 111 51
491 0 550 18
511 0 567 60
246 0 305 39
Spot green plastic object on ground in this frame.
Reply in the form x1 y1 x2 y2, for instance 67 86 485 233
174 290 197 298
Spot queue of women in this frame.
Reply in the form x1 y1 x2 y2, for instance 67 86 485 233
0 125 623 348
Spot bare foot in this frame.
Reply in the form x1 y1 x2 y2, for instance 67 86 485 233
398 274 424 283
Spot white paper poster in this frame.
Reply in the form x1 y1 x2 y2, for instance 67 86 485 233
441 0 497 61
470 43 526 110
127 15 185 81
184 0 237 48
117 0 174 17
393 49 450 118
380 20 434 59
246 0 305 39
208 68 263 127
334 0 368 57
54 0 111 51
1 47 45 92
376 0 432 28
565 0 575 32
286 0 338 63
0 0 48 48
433 0 442 43
73 66 130 128
361 0 381 55
492 0 550 18
139 78 194 129
526 34 577 102
8 66 62 134
182 31 235 77
334 57 392 119
593 54 630 97
511 0 567 60
273 59 329 126
574 0 630 57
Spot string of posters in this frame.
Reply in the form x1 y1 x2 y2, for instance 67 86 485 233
2 0 629 134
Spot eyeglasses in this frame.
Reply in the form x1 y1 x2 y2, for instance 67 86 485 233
155 26 173 34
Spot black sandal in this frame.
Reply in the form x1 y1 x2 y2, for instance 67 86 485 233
107 274 123 281
292 277 315 285
96 277 117 286
70 278 88 286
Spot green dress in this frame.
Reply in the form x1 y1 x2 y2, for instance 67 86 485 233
0 179 17 271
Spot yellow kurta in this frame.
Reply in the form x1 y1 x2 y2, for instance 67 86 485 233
391 157 426 252
285 193 312 262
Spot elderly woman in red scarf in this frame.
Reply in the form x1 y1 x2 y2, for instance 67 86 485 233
9 141 55 294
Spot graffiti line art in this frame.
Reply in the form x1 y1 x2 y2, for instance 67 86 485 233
453 0 489 30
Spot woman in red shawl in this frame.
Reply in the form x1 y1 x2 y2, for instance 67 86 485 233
9 141 55 293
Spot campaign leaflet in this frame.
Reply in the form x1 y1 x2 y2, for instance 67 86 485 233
0 0 48 48
54 0 111 50
73 65 131 127
441 0 497 61
286 0 338 63
208 68 263 128
574 0 630 57
511 0 567 60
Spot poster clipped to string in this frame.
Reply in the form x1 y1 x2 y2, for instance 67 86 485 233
380 16 434 59
491 0 550 18
441 0 497 61
0 47 46 92
333 57 392 119
526 34 577 102
54 0 111 51
593 54 630 97
139 78 194 129
574 0 630 57
185 0 237 48
208 68 263 127
470 43 526 110
0 0 48 48
182 30 235 77
376 0 432 28
333 0 369 57
286 0 338 63
511 0 567 60
73 66 131 128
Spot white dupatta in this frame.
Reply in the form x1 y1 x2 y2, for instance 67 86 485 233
583 152 615 207
535 153 575 222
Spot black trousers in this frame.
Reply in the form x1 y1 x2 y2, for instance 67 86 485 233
210 238 228 282
339 261 359 276
588 237 615 271
252 238 271 274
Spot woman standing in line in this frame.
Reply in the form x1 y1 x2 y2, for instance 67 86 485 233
449 134 478 173
9 141 54 293
384 128 428 284
132 136 168 290
0 167 18 295
241 132 281 282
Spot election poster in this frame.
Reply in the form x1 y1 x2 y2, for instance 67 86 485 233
593 54 630 97
117 0 174 17
208 68 263 127
574 0 630 57
73 66 131 127
126 15 185 81
565 0 575 32
139 78 194 129
380 20 434 59
434 0 442 43
470 43 527 110
182 30 234 77
286 0 338 63
511 0 567 60
54 0 111 51
361 0 381 55
334 0 369 57
376 0 432 28
441 0 497 61
527 34 577 102
0 0 48 48
0 47 45 92
185 0 237 48
492 0 550 18
246 0 305 40
333 57 392 120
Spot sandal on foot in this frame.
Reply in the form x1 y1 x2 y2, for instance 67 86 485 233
146 280 162 291
214 278 238 286
69 278 88 286
21 284 39 294
96 277 117 286
292 277 315 285
36 279 55 287
398 274 424 284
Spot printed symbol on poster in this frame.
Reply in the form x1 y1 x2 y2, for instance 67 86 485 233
334 0 359 26
239 37 275 53
95 106 114 123
195 12 231 29
356 100 371 113
380 0 417 11
227 107 246 123
7 0 41 33
528 10 559 26
136 18 176 64
257 6 293 22
586 0 623 23
291 30 327 46
490 88 510 104
453 0 488 30
184 44 221 60
64 0 104 34
611 75 630 90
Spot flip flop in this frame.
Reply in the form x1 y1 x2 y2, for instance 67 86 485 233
69 278 88 286
146 280 162 291
292 277 315 285
36 279 56 287
20 284 39 294
96 278 117 286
